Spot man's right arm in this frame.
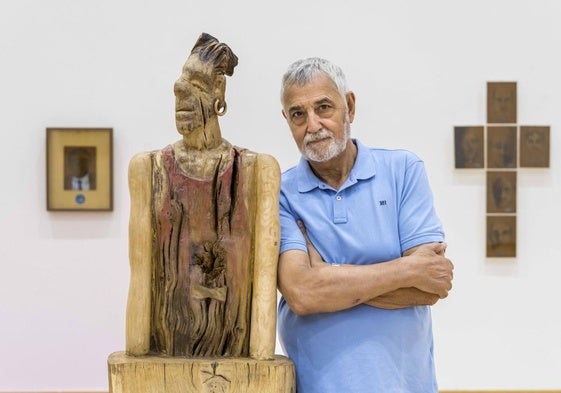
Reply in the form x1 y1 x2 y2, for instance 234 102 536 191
277 240 453 316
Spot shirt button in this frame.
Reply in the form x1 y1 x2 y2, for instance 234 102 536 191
335 196 342 201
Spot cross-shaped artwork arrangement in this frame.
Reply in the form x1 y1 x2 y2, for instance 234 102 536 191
454 82 550 258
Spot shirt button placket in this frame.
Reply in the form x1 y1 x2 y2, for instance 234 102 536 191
333 194 347 224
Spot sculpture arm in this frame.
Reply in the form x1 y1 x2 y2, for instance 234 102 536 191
249 153 280 360
125 152 153 355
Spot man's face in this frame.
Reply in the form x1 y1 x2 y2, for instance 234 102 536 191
282 73 354 162
173 55 215 136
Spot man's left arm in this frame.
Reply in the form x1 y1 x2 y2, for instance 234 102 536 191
297 222 450 310
367 157 450 309
363 244 446 309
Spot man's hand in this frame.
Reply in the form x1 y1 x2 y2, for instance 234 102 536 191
405 243 454 299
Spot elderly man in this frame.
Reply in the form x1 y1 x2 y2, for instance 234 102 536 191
277 57 454 392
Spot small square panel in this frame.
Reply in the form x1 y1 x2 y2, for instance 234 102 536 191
520 126 550 167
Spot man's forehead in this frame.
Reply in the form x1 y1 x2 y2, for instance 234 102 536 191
283 78 341 109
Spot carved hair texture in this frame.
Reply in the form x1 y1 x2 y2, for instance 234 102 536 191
191 33 238 76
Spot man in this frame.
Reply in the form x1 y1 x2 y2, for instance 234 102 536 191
277 57 454 392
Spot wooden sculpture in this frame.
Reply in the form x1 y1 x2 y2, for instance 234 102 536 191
108 33 294 393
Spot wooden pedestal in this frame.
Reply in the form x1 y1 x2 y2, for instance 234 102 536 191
108 351 295 393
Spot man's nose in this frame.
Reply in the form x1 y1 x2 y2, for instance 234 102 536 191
305 109 322 133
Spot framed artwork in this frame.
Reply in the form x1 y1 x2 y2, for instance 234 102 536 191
454 126 484 168
486 215 516 258
487 126 517 168
520 126 550 167
487 82 517 124
486 171 516 213
46 128 113 211
455 81 552 259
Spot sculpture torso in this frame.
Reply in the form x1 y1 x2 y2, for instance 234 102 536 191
150 142 256 357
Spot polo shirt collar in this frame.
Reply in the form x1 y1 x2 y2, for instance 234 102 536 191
296 138 376 192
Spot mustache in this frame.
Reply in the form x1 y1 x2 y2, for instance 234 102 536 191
303 129 334 144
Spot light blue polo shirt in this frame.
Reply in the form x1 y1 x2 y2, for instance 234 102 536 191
278 139 444 393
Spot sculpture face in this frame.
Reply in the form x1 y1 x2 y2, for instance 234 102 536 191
174 55 216 136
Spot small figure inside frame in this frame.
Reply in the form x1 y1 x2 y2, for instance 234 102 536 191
63 146 97 191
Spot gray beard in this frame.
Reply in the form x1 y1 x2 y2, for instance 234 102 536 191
301 120 351 162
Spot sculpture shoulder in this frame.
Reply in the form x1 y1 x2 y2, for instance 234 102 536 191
128 151 156 180
129 151 151 167
255 153 281 186
255 153 280 174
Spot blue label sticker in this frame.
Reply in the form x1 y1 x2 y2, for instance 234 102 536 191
75 194 86 204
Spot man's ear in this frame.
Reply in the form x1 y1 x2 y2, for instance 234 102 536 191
346 91 356 123
281 109 288 120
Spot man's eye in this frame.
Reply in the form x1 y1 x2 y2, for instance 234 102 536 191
291 111 303 119
316 104 334 116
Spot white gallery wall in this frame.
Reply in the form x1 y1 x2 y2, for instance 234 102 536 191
1 0 560 390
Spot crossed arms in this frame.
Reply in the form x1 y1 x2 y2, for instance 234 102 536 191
277 222 454 316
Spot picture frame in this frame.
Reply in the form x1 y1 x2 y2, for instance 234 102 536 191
487 126 517 168
46 127 113 211
520 126 550 168
487 81 517 124
454 126 484 168
486 215 516 258
486 171 516 213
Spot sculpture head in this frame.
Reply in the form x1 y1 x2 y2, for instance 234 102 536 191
174 33 238 146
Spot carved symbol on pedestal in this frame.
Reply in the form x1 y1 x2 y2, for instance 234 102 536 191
202 362 231 393
454 82 550 258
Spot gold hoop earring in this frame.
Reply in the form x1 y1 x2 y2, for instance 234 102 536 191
214 99 227 116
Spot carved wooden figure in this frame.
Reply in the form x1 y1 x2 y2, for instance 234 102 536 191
108 33 295 393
